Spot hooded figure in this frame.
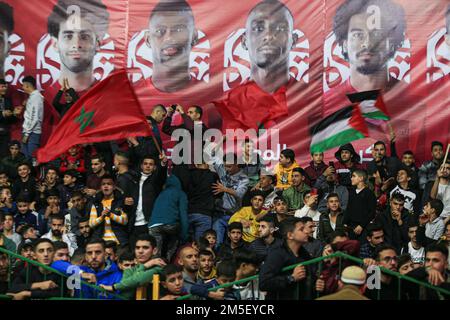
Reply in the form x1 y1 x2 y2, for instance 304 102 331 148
334 143 365 188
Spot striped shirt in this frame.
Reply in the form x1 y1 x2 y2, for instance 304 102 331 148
89 198 128 244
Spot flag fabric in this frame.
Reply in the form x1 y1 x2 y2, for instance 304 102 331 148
212 81 289 131
37 69 151 163
310 105 369 154
346 89 390 120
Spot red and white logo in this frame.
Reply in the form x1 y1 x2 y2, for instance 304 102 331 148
127 29 210 84
427 27 450 82
223 28 309 92
4 33 25 86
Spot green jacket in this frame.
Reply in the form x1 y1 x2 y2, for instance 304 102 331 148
114 263 162 300
282 184 311 211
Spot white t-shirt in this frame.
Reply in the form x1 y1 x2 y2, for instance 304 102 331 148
408 242 425 264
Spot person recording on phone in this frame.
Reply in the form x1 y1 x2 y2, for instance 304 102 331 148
282 167 311 211
161 104 207 188
313 160 349 213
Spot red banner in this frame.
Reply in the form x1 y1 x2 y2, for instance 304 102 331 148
3 0 449 166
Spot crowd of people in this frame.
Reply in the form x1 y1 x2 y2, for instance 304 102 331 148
0 75 449 300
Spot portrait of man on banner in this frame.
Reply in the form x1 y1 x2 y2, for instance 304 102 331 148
324 0 408 115
214 0 309 132
144 0 199 93
44 0 112 96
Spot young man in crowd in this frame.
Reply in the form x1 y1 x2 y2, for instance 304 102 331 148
359 223 385 259
430 160 450 221
400 221 425 265
333 143 365 190
197 250 216 282
282 167 311 211
259 217 314 300
390 166 421 215
129 154 167 245
273 149 300 190
249 215 282 262
1 211 21 249
100 234 166 300
304 152 327 187
314 166 349 213
89 175 130 247
76 217 92 249
84 154 108 197
343 170 377 240
318 193 345 242
159 264 188 300
12 162 35 201
419 141 444 190
229 190 267 243
42 214 77 256
53 241 70 262
7 239 66 300
375 193 410 253
217 222 249 262
52 238 122 299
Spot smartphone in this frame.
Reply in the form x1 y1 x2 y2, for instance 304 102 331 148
310 188 318 196
328 161 334 167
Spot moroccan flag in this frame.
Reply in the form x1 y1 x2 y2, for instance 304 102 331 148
346 89 390 120
212 81 288 131
37 69 151 163
310 105 369 153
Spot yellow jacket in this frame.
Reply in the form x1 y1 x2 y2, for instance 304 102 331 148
274 161 300 190
229 206 267 243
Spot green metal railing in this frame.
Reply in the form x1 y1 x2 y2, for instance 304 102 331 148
177 251 450 300
0 246 126 300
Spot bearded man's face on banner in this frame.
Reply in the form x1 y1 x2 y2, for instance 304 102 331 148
147 10 197 69
343 13 394 75
243 2 297 71
55 18 99 73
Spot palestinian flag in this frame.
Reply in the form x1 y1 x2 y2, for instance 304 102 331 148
310 105 369 153
346 89 390 120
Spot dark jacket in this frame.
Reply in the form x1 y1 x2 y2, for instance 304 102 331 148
12 177 36 202
304 161 327 187
375 208 410 253
130 117 163 163
0 95 15 135
128 165 167 233
259 241 315 300
343 187 377 231
90 190 130 246
367 156 403 179
248 237 283 263
314 175 349 212
187 167 219 216
217 239 249 262
334 143 365 188
318 210 345 242
8 265 68 299
116 170 138 198
0 153 26 180
317 240 360 296
69 205 89 237
149 175 189 242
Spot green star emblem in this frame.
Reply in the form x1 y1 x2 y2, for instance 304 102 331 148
74 106 95 134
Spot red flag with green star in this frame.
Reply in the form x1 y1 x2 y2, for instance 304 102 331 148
37 69 151 163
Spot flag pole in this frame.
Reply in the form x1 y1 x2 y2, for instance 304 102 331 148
443 143 450 166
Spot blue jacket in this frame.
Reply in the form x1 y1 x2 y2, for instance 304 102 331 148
51 259 123 299
149 175 188 242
